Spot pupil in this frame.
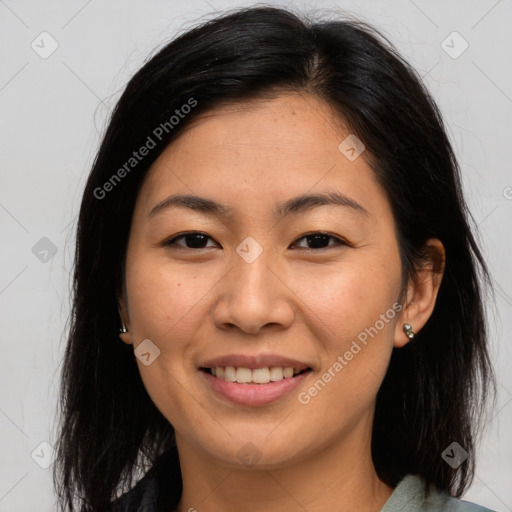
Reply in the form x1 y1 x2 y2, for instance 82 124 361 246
307 234 329 248
186 234 208 248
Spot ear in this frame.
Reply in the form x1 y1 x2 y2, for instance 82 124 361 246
117 292 132 345
394 238 445 348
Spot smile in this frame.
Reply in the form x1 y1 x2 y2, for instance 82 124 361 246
201 366 311 384
199 366 313 406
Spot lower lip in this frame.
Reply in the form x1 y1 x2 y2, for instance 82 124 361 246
200 370 311 406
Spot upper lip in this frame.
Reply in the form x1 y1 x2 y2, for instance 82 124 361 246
200 354 311 370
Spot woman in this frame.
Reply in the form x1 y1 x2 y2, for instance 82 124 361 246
53 6 497 512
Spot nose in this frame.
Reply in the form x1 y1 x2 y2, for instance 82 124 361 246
211 248 295 335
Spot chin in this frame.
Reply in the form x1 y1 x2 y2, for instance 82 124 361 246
192 430 313 470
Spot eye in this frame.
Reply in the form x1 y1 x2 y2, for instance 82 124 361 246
163 231 349 251
291 232 348 250
164 232 219 249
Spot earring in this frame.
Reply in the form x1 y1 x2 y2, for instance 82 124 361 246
119 324 128 334
403 323 415 340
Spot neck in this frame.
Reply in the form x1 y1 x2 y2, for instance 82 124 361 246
173 416 394 512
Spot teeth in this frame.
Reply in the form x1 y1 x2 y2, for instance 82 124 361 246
209 366 306 384
236 367 252 383
224 366 237 382
283 367 294 378
252 367 270 384
269 367 283 381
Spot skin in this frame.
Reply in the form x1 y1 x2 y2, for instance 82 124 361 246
118 92 445 512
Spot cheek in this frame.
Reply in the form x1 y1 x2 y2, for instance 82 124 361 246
126 254 218 344
294 255 400 345
292 254 401 410
124 253 221 426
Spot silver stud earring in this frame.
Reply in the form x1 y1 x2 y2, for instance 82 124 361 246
119 324 128 334
403 323 415 340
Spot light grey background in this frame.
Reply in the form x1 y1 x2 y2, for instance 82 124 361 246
1 0 511 510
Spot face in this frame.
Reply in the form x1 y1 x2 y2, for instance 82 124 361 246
119 92 407 469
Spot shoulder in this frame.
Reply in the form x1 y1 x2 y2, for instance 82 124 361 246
111 447 181 512
380 474 497 512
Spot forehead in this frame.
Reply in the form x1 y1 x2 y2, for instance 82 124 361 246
136 93 386 219
160 93 348 163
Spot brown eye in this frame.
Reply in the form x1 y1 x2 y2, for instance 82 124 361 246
165 232 218 249
291 232 347 250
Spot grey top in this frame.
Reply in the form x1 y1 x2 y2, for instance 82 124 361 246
113 455 496 512
380 474 496 512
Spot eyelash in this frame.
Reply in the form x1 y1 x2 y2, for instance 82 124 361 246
163 231 349 251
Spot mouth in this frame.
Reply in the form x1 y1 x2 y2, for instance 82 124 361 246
200 366 312 384
199 365 313 406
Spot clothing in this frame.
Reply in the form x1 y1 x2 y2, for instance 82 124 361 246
380 474 495 511
112 447 181 512
112 448 496 512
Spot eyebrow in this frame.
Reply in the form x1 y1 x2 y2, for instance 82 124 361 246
147 191 369 220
